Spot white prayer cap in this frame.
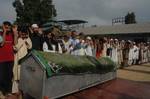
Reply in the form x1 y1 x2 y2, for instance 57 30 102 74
110 39 113 41
121 40 125 42
86 36 92 40
128 40 131 42
32 24 39 28
115 39 118 41
81 40 85 43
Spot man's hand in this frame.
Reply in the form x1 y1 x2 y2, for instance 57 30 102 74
1 25 6 47
25 41 28 45
29 27 33 34
2 25 7 33
12 25 18 36
38 28 43 35
12 25 18 45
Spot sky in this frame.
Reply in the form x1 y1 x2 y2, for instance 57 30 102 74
0 0 150 26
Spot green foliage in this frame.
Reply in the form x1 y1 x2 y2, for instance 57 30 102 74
125 12 137 24
13 0 57 25
97 57 116 73
36 51 116 74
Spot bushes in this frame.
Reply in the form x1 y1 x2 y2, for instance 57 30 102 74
97 57 116 73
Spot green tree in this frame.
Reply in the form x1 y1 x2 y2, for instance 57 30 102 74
125 12 136 24
13 0 57 25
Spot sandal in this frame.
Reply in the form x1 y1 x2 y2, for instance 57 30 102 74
5 93 13 97
0 91 5 99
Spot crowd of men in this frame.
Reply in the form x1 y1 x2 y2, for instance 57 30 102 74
0 21 150 98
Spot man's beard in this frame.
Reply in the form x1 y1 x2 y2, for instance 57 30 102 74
34 30 39 33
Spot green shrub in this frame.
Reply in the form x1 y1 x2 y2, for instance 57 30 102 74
97 57 116 73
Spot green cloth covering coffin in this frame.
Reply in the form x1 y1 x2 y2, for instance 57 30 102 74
30 50 116 78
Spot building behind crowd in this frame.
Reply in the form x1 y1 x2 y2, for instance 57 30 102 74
79 22 150 42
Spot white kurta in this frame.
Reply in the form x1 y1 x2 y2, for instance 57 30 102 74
117 44 123 65
43 42 55 53
148 48 150 61
13 37 32 93
102 43 107 57
13 37 32 81
63 40 71 54
133 45 139 60
128 48 134 65
143 47 148 62
85 45 93 56
112 47 118 63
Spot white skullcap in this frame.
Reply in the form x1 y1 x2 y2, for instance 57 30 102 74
110 39 113 41
115 39 118 41
128 40 131 42
121 40 125 42
81 40 85 43
32 24 39 28
86 36 92 40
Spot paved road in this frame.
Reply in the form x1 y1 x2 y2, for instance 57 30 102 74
62 78 150 99
117 63 150 82
63 63 150 99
